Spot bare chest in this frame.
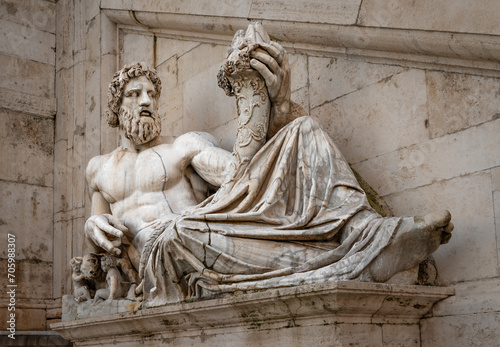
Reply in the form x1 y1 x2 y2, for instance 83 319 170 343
95 147 186 203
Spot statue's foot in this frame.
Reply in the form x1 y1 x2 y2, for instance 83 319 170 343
369 210 453 283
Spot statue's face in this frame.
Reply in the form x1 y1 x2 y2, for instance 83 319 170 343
120 75 161 145
80 254 102 279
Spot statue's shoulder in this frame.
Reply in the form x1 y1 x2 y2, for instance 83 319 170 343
85 151 114 189
173 131 220 154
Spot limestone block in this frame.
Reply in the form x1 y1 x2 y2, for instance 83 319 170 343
210 117 238 151
84 0 100 23
492 166 500 192
177 43 227 84
0 0 56 33
421 311 500 347
156 37 199 67
249 0 362 25
120 32 154 67
426 71 500 138
0 260 53 299
52 220 72 298
100 53 119 154
0 18 55 65
0 87 56 119
0 306 47 330
288 53 308 93
156 55 177 92
494 191 500 270
311 69 428 164
308 57 404 109
53 140 69 214
0 109 54 187
382 171 497 283
352 118 500 197
382 324 419 346
100 11 117 56
0 181 53 262
102 0 252 17
55 0 74 71
183 63 237 133
431 278 500 317
291 86 310 116
159 85 183 136
0 53 55 99
358 0 500 36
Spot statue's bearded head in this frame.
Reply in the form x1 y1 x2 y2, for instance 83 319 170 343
106 63 162 145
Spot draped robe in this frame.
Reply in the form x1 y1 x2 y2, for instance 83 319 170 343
141 116 401 305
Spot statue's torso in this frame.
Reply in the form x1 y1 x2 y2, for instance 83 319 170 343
92 142 201 235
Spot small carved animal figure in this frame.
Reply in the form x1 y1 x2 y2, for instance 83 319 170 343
70 257 92 303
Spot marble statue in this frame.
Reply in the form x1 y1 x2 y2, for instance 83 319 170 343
79 24 453 306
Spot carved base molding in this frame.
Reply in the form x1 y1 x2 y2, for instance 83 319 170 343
52 281 453 346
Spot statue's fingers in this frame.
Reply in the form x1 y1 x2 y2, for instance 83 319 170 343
95 217 124 238
250 58 277 88
93 227 116 253
105 214 129 232
251 50 280 73
257 42 283 64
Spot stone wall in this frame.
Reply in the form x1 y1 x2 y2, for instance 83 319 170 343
1 1 500 345
0 0 59 332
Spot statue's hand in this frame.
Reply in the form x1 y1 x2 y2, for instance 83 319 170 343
249 41 291 118
85 214 128 256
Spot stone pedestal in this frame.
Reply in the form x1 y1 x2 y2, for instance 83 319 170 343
51 281 453 346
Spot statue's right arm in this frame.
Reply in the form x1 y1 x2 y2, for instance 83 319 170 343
84 155 128 256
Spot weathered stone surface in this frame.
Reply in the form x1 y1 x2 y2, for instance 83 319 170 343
156 55 177 92
159 85 183 136
102 0 252 17
210 117 238 151
308 57 404 109
431 278 500 317
426 71 500 138
156 37 199 67
358 0 500 36
0 306 47 330
0 0 56 34
120 32 154 67
382 324 419 346
0 18 55 65
0 181 53 262
53 281 453 346
0 87 56 118
352 118 500 197
0 109 54 187
177 43 227 84
311 69 428 164
183 63 237 133
0 53 55 99
288 53 308 93
250 0 362 25
0 260 53 299
383 171 497 283
421 311 500 347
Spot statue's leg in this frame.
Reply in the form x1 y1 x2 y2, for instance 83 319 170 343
369 210 453 282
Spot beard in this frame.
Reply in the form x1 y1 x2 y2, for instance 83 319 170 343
119 107 161 145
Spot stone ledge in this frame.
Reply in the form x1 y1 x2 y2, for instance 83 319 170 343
51 281 453 346
0 88 56 118
103 9 500 77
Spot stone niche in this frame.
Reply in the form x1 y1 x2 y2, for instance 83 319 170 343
52 281 453 346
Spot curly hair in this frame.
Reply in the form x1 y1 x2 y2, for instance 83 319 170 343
106 62 162 128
